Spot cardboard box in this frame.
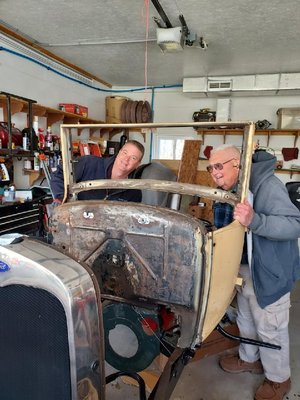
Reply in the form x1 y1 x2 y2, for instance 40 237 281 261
277 107 300 129
58 103 88 117
105 96 128 123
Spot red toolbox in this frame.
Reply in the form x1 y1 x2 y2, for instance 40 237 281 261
58 103 88 117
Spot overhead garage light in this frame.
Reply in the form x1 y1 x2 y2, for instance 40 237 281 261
0 33 95 85
156 26 184 52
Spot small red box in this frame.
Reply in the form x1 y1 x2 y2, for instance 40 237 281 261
59 103 88 117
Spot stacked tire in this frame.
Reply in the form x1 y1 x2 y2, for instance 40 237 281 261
105 96 152 124
120 99 152 123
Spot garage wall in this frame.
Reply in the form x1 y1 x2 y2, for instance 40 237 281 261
0 50 106 120
0 45 299 187
0 47 108 188
114 86 300 184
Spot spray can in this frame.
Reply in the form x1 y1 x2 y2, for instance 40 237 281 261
22 135 28 151
45 127 53 151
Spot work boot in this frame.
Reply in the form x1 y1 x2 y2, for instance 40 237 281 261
219 354 264 374
255 378 291 400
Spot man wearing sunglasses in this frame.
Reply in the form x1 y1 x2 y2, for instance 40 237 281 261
208 144 300 400
207 146 241 229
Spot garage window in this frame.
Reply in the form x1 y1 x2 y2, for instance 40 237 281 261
153 132 196 160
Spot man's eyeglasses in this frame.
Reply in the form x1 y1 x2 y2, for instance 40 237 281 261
206 158 236 173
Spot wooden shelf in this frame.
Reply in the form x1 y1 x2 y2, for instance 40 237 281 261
196 129 300 177
0 94 104 134
276 168 300 178
196 128 300 146
0 149 32 158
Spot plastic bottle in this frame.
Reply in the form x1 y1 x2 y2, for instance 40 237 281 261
22 128 29 150
32 116 39 151
23 158 32 170
33 152 40 171
49 155 54 170
53 136 60 152
53 153 58 169
45 127 53 151
3 186 9 202
8 185 16 202
33 116 39 135
38 128 45 150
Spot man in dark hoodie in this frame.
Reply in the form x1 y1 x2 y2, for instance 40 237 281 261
50 140 144 203
207 144 300 400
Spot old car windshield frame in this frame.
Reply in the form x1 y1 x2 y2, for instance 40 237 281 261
59 121 255 205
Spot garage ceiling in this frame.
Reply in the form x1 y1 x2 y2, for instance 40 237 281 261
1 0 300 87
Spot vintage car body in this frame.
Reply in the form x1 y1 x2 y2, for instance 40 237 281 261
0 121 254 400
0 236 106 400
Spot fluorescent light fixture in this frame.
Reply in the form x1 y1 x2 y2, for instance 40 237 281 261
0 33 95 85
156 27 184 52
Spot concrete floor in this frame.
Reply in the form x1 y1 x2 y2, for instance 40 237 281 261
105 281 300 400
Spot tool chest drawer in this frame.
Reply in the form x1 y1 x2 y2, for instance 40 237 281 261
0 201 41 235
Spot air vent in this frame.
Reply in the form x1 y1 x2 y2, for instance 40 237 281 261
208 80 232 91
183 74 300 96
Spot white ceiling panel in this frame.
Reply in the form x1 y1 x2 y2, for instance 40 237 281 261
1 0 300 86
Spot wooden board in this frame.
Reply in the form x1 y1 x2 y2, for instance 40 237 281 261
192 323 239 362
152 159 209 175
193 170 215 223
177 140 202 183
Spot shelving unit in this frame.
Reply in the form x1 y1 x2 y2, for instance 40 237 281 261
197 129 300 147
0 92 106 188
0 94 104 137
276 168 300 178
0 93 148 151
196 128 300 176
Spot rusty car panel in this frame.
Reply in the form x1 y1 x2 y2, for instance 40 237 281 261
52 200 207 347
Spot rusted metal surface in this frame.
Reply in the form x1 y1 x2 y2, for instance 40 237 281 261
52 201 205 308
51 200 207 347
71 179 238 205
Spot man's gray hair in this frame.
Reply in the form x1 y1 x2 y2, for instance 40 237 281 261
210 144 240 158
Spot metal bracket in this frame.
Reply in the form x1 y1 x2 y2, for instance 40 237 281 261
148 347 195 400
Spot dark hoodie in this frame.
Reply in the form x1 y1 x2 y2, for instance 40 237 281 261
50 155 142 202
249 151 300 308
